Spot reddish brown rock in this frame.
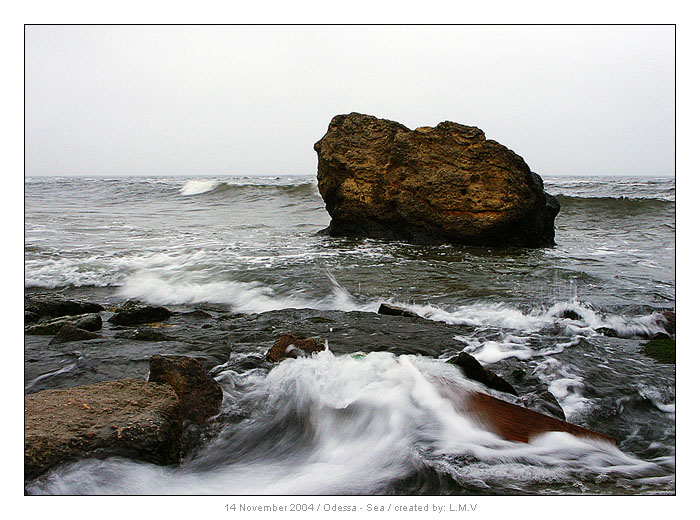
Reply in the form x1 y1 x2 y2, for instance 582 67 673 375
24 380 182 480
266 334 325 362
314 113 560 247
148 355 222 424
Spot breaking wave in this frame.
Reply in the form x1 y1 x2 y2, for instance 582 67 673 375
26 352 674 495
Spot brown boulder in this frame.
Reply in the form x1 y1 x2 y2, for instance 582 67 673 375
24 379 182 480
148 355 222 424
266 334 325 362
314 113 560 247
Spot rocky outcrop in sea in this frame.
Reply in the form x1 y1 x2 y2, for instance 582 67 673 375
314 112 560 247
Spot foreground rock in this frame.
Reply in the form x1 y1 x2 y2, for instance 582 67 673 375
25 313 102 335
25 293 104 319
148 355 222 424
25 380 182 480
108 300 172 326
447 352 518 396
314 112 560 247
266 334 325 362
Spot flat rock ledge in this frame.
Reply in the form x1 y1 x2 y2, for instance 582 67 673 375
25 379 182 480
315 112 560 247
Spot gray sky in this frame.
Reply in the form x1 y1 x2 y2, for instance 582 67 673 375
25 25 675 177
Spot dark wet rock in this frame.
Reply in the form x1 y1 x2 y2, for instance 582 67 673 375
25 313 103 335
49 324 101 345
116 327 170 342
266 334 325 362
314 112 560 247
642 338 675 364
557 309 584 321
148 355 223 425
519 386 566 421
447 352 518 396
108 300 172 326
24 379 182 480
25 293 104 319
25 311 40 324
377 303 422 319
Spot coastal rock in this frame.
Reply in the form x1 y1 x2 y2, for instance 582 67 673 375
108 300 172 326
377 303 422 319
266 334 325 362
24 379 182 480
25 293 104 318
314 112 560 247
25 313 102 336
447 352 518 396
148 355 223 425
25 311 40 324
49 324 100 345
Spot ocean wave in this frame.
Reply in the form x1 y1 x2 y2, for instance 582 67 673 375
26 352 673 495
178 179 317 197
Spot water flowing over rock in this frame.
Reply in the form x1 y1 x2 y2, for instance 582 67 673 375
314 113 560 246
24 380 182 480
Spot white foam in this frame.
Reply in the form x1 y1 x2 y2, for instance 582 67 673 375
179 180 223 196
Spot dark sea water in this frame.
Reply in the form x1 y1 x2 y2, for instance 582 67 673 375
24 175 675 495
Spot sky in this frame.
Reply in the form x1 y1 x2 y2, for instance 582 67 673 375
25 25 675 177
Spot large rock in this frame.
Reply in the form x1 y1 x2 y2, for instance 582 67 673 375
25 313 102 335
25 293 104 318
148 355 222 424
24 380 182 480
314 113 560 247
108 300 172 326
265 334 325 362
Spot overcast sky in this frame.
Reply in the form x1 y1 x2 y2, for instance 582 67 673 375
25 25 675 177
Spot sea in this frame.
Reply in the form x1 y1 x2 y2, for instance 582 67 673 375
24 174 676 495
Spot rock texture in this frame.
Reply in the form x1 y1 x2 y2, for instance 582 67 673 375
148 355 223 424
108 300 172 326
266 334 325 362
315 113 560 246
24 379 182 480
